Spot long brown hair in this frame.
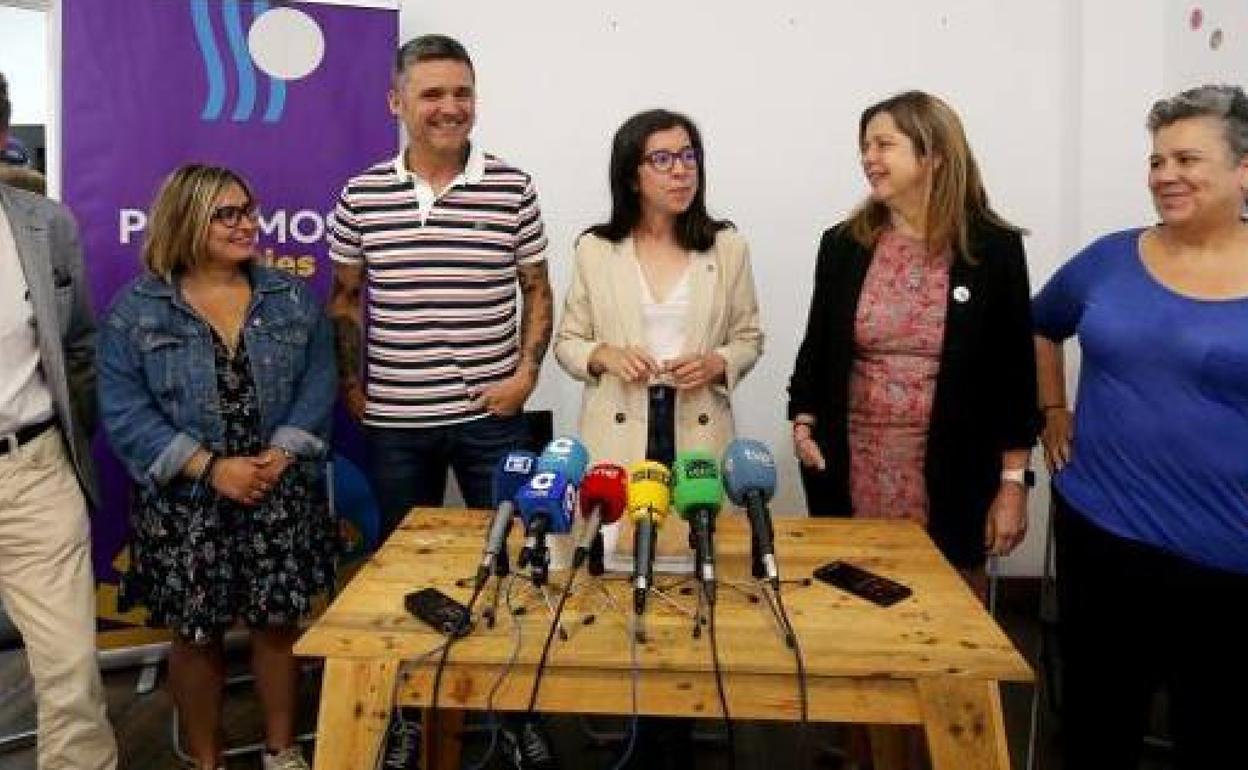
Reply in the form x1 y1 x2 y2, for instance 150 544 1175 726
845 91 1022 261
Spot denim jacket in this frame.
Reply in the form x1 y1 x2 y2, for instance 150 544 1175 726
97 264 336 489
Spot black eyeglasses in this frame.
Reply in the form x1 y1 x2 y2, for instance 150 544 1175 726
642 146 700 173
210 202 260 228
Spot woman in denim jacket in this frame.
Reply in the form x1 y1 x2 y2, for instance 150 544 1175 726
97 165 335 770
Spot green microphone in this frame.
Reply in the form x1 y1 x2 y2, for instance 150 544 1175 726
672 449 723 603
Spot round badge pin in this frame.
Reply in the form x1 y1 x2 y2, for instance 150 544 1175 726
953 285 970 303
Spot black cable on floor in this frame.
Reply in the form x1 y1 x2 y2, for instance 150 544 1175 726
705 583 737 770
373 637 456 770
771 583 809 764
609 614 642 770
464 575 525 770
526 563 580 712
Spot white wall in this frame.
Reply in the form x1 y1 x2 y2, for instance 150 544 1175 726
0 5 49 125
9 0 1198 575
401 0 1177 575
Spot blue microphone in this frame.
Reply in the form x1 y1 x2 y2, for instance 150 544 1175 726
475 451 536 587
515 470 576 584
722 439 780 587
536 436 590 485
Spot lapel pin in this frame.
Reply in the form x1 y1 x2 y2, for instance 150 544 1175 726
952 285 970 303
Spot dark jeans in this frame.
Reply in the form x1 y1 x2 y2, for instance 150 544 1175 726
366 414 530 539
646 385 677 466
1054 490 1248 770
638 385 695 768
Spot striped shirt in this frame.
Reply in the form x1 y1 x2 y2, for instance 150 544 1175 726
328 144 548 428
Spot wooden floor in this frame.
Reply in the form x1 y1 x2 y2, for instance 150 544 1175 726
0 583 1175 769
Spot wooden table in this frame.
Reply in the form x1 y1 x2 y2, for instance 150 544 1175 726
295 509 1032 769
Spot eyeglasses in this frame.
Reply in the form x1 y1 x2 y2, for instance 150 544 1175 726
642 146 700 173
210 202 260 229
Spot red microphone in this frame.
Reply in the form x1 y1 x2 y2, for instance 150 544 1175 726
574 463 628 568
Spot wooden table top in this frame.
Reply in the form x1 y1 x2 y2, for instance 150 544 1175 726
295 509 1032 686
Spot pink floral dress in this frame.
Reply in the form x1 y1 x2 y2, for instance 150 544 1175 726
848 230 950 525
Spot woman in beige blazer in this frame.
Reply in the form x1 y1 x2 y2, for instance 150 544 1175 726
555 109 763 559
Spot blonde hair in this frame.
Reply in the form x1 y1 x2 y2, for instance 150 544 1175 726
846 90 1022 262
142 164 253 280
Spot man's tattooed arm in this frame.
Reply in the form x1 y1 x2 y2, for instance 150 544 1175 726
328 262 367 420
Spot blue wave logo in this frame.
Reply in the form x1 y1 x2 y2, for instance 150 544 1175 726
191 0 325 124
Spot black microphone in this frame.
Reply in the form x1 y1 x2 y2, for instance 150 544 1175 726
477 451 536 588
722 439 780 588
627 461 672 615
672 450 723 603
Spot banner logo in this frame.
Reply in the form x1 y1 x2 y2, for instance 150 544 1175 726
191 0 325 124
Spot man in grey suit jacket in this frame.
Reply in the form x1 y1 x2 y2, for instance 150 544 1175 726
0 72 117 769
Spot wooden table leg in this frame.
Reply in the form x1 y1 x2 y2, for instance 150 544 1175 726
311 658 399 770
918 679 1011 770
421 708 465 770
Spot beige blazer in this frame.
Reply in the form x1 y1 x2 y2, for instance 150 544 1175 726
554 228 764 555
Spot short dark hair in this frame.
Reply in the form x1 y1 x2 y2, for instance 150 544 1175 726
585 109 732 252
0 71 11 133
395 34 474 83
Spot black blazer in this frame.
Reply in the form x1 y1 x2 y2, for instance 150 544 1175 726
787 219 1039 568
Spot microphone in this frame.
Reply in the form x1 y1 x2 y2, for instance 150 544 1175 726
575 463 628 569
515 470 576 585
722 439 780 587
476 451 536 588
627 461 671 615
672 450 723 603
536 436 590 485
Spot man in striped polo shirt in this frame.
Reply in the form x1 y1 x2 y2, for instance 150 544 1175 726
328 34 554 540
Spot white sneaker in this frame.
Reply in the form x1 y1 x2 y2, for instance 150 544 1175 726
263 746 311 770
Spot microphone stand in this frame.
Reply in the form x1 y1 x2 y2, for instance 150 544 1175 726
456 516 516 628
515 520 570 641
575 531 621 618
687 514 714 639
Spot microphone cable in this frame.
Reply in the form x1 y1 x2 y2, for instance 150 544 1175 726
704 581 737 770
464 575 526 770
770 582 810 761
525 550 584 713
609 613 643 770
429 577 488 713
371 635 458 770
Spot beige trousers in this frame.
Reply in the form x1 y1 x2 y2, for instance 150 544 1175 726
0 428 117 770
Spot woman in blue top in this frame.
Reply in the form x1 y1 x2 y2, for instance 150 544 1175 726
1034 85 1248 770
98 165 336 770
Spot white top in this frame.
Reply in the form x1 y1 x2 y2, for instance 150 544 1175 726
0 202 54 436
636 258 691 367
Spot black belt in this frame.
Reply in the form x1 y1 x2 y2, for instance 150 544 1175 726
0 417 57 457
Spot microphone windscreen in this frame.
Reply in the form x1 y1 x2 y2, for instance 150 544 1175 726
627 461 671 526
515 470 576 534
672 450 723 518
492 451 537 509
580 463 628 524
721 439 777 507
536 436 590 484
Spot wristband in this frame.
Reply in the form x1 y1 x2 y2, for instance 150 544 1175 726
1001 468 1035 488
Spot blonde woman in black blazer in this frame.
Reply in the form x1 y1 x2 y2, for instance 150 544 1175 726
788 91 1039 592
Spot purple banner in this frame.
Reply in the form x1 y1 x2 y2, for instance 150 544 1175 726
62 0 395 641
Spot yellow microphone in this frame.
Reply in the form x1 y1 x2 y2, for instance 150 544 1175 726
627 461 671 614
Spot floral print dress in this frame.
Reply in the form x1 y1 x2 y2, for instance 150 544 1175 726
847 229 950 525
119 331 336 644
